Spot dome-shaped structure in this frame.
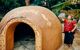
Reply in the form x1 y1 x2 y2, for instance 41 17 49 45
0 6 62 50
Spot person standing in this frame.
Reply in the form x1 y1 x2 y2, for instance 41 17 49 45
63 15 77 48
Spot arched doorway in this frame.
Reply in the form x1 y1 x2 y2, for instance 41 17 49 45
4 21 39 50
1 18 42 50
14 23 35 50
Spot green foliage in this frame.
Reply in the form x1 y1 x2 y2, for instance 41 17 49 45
0 0 25 14
0 0 66 14
0 0 80 18
51 1 72 16
52 2 64 16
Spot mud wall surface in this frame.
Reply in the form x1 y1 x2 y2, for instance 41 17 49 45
0 6 62 50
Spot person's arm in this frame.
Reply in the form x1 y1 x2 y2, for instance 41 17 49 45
71 24 77 32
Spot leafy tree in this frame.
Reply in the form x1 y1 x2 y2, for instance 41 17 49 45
0 0 25 14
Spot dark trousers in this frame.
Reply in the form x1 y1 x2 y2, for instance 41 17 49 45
64 32 74 44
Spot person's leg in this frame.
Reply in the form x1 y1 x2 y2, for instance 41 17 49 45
67 44 72 47
67 32 75 50
64 32 70 47
64 32 68 44
64 32 74 46
70 32 75 50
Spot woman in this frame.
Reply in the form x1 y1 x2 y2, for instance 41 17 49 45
63 15 77 48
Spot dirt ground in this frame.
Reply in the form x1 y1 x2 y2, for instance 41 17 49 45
14 37 35 50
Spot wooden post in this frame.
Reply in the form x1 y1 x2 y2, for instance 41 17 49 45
25 0 30 6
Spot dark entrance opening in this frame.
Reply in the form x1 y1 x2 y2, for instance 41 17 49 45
14 23 35 50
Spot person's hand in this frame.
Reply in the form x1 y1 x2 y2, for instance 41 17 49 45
62 18 64 21
69 31 71 33
71 30 74 32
